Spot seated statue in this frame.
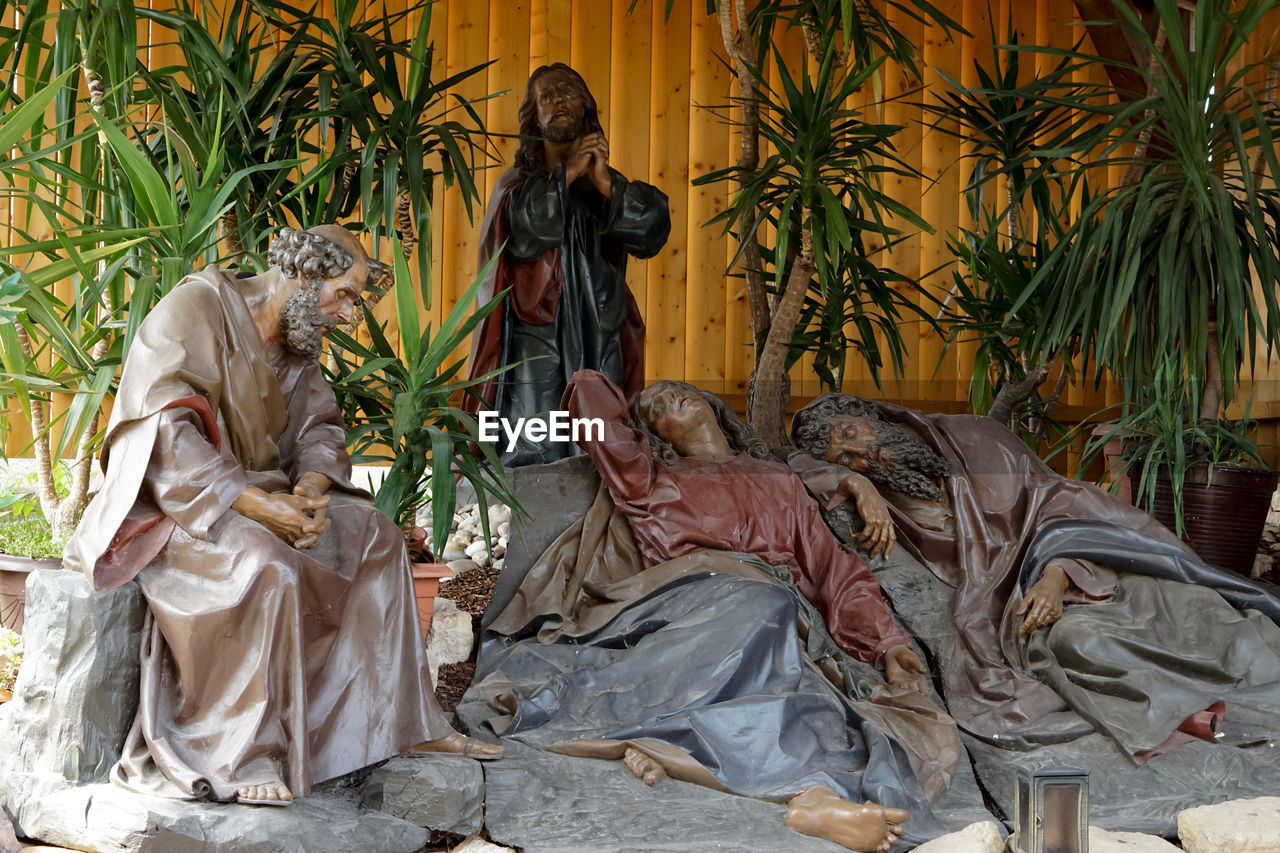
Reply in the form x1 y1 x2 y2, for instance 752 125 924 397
789 393 1280 764
63 225 499 807
463 370 980 851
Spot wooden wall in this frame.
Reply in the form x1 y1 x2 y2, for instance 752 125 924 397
7 0 1280 468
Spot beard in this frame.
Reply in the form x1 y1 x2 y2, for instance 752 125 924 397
857 420 950 502
541 113 584 143
279 280 332 360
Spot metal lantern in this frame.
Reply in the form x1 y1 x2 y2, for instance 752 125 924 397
1012 763 1089 853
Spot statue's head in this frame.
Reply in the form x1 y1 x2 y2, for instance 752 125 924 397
267 225 385 360
514 63 603 176
630 380 771 465
791 395 950 501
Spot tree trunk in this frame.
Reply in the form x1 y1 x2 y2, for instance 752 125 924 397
718 0 769 364
1200 314 1223 421
749 225 815 448
14 322 59 527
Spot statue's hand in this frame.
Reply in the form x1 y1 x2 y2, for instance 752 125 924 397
233 486 331 548
838 472 895 558
291 474 332 550
572 132 611 200
1016 563 1070 639
883 645 928 692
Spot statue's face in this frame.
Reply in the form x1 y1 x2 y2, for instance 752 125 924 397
637 382 715 445
533 70 585 143
823 414 883 473
314 254 367 328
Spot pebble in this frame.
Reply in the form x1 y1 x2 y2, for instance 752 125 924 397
447 559 480 575
1178 796 1280 853
419 501 511 571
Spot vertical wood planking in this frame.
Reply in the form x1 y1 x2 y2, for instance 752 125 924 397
570 0 611 123
684 6 729 392
645 0 691 383
484 0 531 206
607 0 652 312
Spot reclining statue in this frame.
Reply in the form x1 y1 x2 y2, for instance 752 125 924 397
464 370 978 851
63 225 499 807
789 393 1280 764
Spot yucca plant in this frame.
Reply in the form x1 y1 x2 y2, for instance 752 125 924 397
327 246 519 554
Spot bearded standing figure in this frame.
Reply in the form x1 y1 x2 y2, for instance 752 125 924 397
64 225 499 807
464 63 671 466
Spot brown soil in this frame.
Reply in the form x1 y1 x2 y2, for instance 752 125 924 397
431 566 499 715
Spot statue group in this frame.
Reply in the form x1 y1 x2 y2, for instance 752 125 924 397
54 61 1280 853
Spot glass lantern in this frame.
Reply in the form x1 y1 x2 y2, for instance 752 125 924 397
1012 763 1089 853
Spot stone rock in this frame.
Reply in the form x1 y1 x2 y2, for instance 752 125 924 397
465 540 489 559
1178 797 1280 853
1252 553 1273 580
454 837 517 853
481 741 850 853
487 504 511 527
1090 825 1182 852
19 782 426 853
910 820 1004 853
441 546 468 562
0 805 19 853
0 569 145 823
497 521 510 538
359 754 484 837
447 558 480 576
472 551 491 569
425 598 474 687
492 544 505 559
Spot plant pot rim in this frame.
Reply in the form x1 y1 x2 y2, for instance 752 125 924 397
0 553 61 573
411 562 453 581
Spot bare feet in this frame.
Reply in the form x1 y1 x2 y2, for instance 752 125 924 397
408 731 504 760
623 746 667 786
785 786 908 852
235 782 293 806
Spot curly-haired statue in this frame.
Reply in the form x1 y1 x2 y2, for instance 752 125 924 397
464 63 671 466
64 224 500 808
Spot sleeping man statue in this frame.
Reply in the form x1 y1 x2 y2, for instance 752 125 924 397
788 393 1280 770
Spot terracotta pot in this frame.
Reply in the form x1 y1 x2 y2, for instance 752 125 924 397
1090 424 1132 504
0 554 60 635
1151 463 1279 576
410 562 453 641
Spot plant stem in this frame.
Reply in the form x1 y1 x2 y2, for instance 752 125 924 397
749 222 815 448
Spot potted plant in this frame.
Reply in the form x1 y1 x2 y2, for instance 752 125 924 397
1009 0 1280 550
328 245 519 637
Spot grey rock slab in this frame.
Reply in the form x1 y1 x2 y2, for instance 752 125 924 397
0 569 144 823
1089 826 1182 852
1 805 19 853
1178 796 1280 853
483 456 600 629
15 783 426 853
359 754 483 837
910 820 1004 853
482 742 851 853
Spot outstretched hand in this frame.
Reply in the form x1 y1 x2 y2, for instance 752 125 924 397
883 645 928 692
1017 563 1070 638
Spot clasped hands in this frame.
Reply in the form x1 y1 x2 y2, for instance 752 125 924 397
565 131 612 200
232 472 332 551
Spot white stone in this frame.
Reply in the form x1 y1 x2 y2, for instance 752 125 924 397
465 540 489 559
447 559 480 576
492 544 505 559
487 504 512 527
453 837 516 853
472 551 491 569
498 521 510 538
1179 797 1280 853
493 558 504 571
1253 553 1273 580
1090 825 1182 852
425 599 474 688
909 820 1004 853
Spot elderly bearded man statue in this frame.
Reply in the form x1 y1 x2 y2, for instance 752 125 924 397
64 225 500 807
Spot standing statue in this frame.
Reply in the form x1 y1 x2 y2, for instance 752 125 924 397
789 394 1280 764
64 225 500 807
465 63 671 466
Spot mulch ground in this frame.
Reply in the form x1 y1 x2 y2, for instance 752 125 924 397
432 566 499 716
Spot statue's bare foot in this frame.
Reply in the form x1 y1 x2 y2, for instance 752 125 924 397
785 786 908 852
623 746 666 786
235 782 293 806
409 731 504 760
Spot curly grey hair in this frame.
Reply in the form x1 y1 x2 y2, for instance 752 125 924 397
629 380 772 466
267 227 385 288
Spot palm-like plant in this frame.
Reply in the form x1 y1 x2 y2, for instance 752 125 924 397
1024 0 1280 424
